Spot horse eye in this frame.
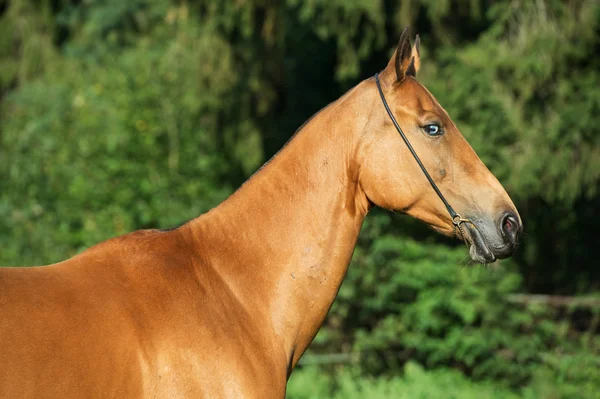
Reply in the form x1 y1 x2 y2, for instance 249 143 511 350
423 124 443 136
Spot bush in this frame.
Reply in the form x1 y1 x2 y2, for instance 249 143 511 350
288 359 600 399
0 12 261 264
287 362 521 399
311 211 600 390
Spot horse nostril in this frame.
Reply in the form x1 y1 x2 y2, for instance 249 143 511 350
500 212 520 243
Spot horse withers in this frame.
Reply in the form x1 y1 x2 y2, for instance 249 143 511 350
0 28 521 398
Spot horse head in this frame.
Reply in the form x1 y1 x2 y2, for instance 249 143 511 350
357 28 522 263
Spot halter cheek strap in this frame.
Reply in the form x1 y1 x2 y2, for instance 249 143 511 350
374 73 474 243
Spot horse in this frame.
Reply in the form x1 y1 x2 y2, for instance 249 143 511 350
0 28 522 398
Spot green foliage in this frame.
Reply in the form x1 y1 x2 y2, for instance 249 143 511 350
418 0 600 291
0 0 598 397
424 1 600 205
287 363 522 399
288 360 600 399
311 211 600 392
287 0 385 80
525 350 600 399
0 1 276 264
0 0 60 97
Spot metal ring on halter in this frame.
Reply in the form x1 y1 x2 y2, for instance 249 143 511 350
452 216 475 248
374 72 479 248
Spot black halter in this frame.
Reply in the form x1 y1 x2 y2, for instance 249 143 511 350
374 73 473 242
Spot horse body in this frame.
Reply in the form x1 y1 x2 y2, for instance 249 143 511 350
0 229 288 397
0 81 369 398
0 29 522 398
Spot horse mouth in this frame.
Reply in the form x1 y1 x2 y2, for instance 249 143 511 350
464 223 496 263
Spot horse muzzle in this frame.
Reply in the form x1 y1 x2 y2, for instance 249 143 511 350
463 211 522 263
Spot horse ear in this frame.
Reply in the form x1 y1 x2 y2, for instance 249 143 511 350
409 34 420 76
381 27 419 84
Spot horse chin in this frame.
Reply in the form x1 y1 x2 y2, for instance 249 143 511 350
465 223 497 264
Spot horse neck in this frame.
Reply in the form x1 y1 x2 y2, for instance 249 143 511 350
187 81 374 367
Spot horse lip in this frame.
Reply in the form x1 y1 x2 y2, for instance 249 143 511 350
464 223 496 263
491 243 515 260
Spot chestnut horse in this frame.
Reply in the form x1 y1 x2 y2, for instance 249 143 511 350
0 29 521 398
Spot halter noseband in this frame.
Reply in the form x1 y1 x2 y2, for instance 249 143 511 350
374 73 474 244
